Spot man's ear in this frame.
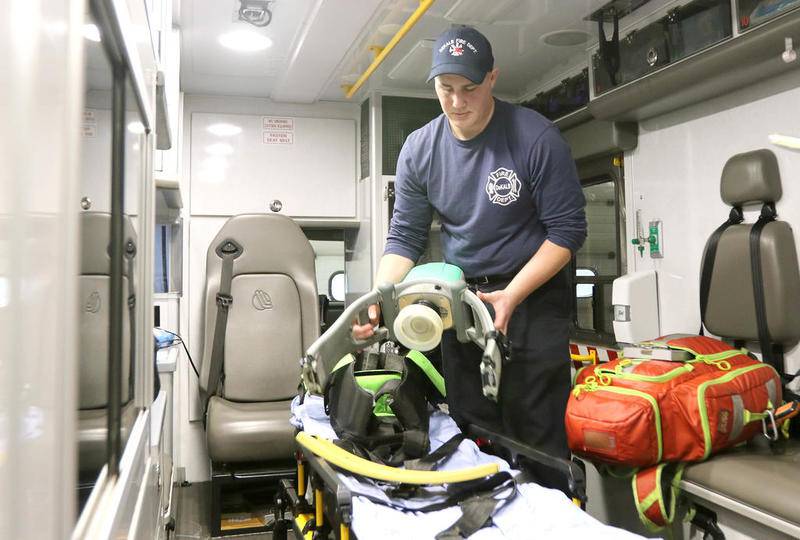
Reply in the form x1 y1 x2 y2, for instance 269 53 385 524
487 68 499 88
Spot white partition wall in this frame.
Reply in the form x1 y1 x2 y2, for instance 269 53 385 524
625 69 800 387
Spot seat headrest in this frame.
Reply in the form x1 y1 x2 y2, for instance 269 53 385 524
80 212 137 275
209 213 314 277
720 149 781 206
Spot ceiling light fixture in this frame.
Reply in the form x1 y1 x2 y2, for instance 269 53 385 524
83 23 101 42
207 123 243 137
219 29 273 52
541 29 591 47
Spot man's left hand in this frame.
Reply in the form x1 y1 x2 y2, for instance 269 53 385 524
476 288 518 335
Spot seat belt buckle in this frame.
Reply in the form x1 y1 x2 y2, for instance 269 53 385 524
216 293 233 307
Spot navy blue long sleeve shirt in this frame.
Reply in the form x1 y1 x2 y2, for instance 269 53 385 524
385 99 587 278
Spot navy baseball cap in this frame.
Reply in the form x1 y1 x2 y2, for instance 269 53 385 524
427 27 494 85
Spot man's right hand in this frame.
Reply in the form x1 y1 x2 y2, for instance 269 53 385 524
351 304 381 340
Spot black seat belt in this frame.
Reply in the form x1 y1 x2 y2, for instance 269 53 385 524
699 206 743 333
202 239 243 412
125 238 137 405
748 203 789 380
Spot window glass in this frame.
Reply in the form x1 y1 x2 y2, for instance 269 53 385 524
306 235 344 301
154 220 182 294
573 177 623 342
329 271 345 302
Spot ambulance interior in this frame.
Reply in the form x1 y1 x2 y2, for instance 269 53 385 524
4 0 800 539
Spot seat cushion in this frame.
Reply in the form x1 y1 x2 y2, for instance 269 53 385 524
682 439 800 528
207 396 295 463
78 402 137 477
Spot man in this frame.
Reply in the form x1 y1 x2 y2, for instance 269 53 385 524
353 26 586 478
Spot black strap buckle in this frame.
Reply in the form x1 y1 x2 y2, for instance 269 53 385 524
127 295 136 309
216 293 233 308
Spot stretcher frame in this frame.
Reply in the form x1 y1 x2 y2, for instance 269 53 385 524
272 425 587 540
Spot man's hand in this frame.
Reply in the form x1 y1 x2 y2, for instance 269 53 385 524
351 304 381 340
476 289 519 335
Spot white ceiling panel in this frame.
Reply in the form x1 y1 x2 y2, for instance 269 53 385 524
180 0 645 103
270 0 385 103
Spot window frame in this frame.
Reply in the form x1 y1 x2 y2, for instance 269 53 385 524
570 156 626 346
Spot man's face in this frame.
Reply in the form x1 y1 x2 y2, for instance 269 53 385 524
434 69 498 138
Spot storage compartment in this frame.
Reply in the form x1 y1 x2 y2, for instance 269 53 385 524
738 0 800 30
667 0 732 61
592 0 735 96
521 69 590 121
619 22 671 84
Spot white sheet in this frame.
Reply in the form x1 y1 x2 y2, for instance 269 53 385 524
291 395 647 540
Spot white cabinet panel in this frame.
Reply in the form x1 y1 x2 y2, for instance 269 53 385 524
79 106 142 215
190 112 356 218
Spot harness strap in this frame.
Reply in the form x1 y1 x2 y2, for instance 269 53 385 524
699 206 743 332
632 463 686 532
404 434 465 471
748 203 790 381
344 470 520 528
202 239 243 412
435 471 523 539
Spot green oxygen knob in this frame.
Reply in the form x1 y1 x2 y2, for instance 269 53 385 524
631 238 645 256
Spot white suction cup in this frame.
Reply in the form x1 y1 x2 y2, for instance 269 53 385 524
393 303 443 351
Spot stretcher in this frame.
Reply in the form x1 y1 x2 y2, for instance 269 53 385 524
272 395 647 540
278 265 646 539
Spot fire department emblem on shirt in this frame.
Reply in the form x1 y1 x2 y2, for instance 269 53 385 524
485 167 521 206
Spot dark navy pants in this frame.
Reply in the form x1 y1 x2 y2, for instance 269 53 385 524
440 268 572 485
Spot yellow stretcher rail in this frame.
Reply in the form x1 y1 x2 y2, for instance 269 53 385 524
296 432 499 484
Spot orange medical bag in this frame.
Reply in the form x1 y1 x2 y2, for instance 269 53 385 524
566 335 785 530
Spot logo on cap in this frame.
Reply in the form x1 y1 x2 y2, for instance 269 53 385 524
486 167 521 206
440 38 478 57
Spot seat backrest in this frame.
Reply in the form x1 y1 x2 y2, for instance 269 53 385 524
199 214 319 403
702 149 800 343
78 212 136 409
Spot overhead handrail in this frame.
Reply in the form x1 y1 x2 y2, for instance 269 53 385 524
344 0 435 99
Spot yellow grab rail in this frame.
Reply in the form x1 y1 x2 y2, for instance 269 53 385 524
570 350 597 364
344 0 436 99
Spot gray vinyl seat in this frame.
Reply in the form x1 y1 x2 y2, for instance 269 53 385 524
77 212 137 477
199 214 319 464
682 149 800 532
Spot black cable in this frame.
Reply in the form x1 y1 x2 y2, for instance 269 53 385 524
155 327 200 378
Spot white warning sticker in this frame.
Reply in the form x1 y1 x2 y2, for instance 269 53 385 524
262 116 294 131
263 131 294 144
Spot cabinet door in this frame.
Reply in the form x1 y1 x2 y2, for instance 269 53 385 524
190 112 356 218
